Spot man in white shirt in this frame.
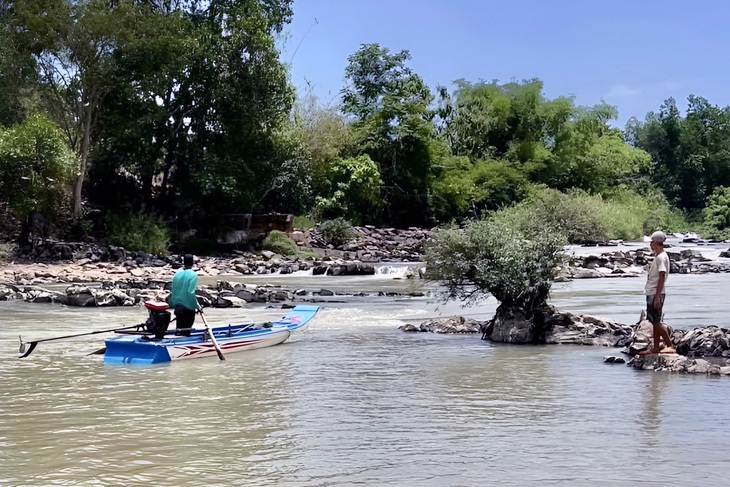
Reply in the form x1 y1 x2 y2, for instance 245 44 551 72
639 231 676 355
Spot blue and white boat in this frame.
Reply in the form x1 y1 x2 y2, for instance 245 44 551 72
102 304 319 365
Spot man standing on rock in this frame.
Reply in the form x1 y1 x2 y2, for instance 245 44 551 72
639 231 676 355
168 254 199 336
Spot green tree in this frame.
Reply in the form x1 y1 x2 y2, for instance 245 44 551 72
439 79 650 197
90 0 295 224
314 154 382 224
272 93 356 214
3 0 152 218
342 43 443 227
627 96 730 211
431 156 529 220
0 114 76 221
702 185 730 240
425 214 565 328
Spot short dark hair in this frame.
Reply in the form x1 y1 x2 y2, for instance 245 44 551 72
183 254 194 268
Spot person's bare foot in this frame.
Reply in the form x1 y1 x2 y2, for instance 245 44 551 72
660 347 676 354
638 349 659 355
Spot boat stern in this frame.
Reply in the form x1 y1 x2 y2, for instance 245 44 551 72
103 336 172 365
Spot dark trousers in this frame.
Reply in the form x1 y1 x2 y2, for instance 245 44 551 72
174 305 196 336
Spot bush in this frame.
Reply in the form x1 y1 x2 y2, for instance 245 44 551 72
318 218 354 247
314 155 382 224
701 186 730 240
293 215 316 230
498 186 692 244
0 242 12 264
601 186 689 239
498 187 608 243
0 114 76 222
431 157 529 219
262 230 299 256
425 214 566 310
107 214 170 255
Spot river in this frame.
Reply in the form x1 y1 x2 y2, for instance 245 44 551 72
1 248 730 486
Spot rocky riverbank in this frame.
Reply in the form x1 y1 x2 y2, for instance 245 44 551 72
0 226 432 308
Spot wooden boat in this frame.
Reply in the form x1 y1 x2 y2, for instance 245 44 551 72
102 304 319 365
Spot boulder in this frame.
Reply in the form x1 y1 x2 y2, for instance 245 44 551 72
401 316 483 334
488 306 536 343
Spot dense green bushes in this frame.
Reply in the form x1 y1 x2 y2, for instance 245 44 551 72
262 230 299 256
318 218 355 246
493 186 687 244
0 115 76 222
701 186 730 240
106 214 170 256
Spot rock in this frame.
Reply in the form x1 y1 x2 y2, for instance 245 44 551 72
66 292 96 307
235 289 256 302
405 316 483 334
290 230 307 243
574 269 603 279
488 306 535 343
271 290 293 302
604 356 626 364
674 325 730 357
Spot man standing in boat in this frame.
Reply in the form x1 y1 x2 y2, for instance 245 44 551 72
168 254 199 336
639 231 676 355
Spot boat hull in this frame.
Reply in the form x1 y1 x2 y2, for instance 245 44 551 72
103 304 319 365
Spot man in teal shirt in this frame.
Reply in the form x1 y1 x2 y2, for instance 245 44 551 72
169 254 199 336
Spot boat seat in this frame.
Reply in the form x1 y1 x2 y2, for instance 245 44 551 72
144 300 170 312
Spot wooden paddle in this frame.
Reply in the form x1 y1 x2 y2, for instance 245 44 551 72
197 309 226 361
19 324 143 358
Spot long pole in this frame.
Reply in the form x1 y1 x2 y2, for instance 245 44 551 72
19 324 143 358
198 310 226 361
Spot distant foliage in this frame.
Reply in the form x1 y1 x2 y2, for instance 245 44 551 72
0 242 11 264
0 114 76 221
293 215 316 230
431 156 529 219
319 218 354 247
499 188 609 244
496 186 687 244
262 230 299 256
107 214 170 256
701 186 730 240
314 155 382 224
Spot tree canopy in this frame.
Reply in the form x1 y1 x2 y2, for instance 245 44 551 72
0 4 723 249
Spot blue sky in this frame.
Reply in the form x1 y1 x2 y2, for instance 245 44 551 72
279 0 730 127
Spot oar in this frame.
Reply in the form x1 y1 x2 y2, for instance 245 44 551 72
198 309 225 361
19 324 143 358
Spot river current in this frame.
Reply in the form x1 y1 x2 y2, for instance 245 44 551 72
1 242 730 486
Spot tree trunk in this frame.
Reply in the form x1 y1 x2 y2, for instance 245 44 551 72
72 89 95 220
486 304 548 344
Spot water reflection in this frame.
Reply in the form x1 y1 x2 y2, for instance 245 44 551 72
637 372 671 449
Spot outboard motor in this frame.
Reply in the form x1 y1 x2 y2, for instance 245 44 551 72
143 301 172 339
